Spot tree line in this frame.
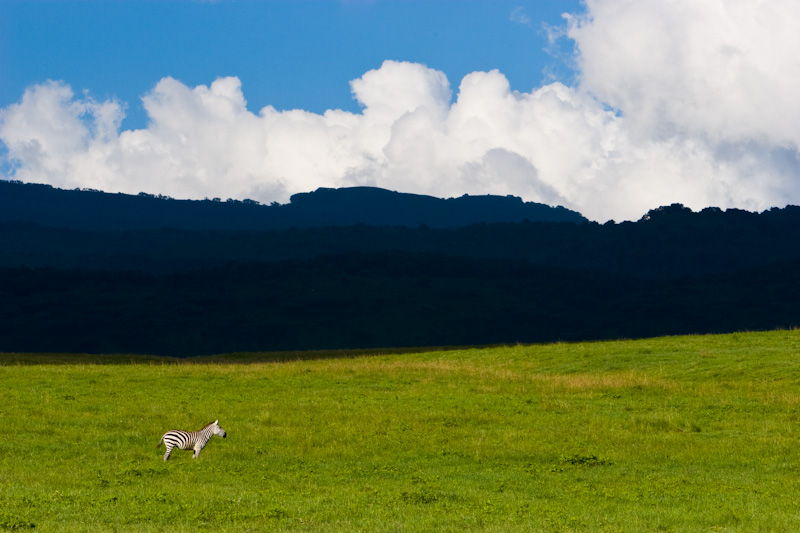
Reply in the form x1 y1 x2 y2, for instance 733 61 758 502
2 179 800 356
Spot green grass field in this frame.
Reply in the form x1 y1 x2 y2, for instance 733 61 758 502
2 330 800 532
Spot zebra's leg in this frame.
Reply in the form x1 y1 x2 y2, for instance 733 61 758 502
192 443 205 458
163 445 174 461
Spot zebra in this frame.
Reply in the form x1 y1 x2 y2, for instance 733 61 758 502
157 420 227 461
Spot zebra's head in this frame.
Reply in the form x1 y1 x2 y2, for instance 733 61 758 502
212 419 227 439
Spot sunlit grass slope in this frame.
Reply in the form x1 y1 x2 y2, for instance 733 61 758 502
2 330 800 531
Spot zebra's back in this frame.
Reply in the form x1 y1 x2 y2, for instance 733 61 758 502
161 429 200 450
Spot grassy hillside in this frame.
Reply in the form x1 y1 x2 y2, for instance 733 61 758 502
2 330 800 531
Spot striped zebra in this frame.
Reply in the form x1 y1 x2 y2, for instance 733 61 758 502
157 420 227 461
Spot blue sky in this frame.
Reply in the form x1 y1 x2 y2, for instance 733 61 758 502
2 0 800 221
1 1 580 130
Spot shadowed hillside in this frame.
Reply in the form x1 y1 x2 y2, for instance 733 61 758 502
3 199 800 278
2 180 800 355
0 180 586 231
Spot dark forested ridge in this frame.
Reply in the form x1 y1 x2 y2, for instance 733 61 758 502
0 180 585 230
2 181 800 356
3 202 800 278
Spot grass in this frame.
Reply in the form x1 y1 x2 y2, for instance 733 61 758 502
2 330 800 531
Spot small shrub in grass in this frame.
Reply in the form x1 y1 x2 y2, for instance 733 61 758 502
559 454 614 467
0 512 36 531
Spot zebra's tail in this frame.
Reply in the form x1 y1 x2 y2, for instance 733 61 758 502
157 435 164 449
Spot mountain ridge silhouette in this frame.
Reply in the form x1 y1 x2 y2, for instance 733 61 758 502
4 178 800 356
0 180 587 231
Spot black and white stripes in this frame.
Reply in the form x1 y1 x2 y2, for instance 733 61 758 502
158 419 227 461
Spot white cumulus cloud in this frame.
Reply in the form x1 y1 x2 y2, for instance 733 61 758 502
3 0 800 221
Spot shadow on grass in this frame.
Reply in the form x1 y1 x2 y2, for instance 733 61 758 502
0 344 506 365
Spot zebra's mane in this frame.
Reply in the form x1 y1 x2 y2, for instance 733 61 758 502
198 421 215 431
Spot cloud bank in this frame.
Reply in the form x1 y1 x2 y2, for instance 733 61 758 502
2 0 800 221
